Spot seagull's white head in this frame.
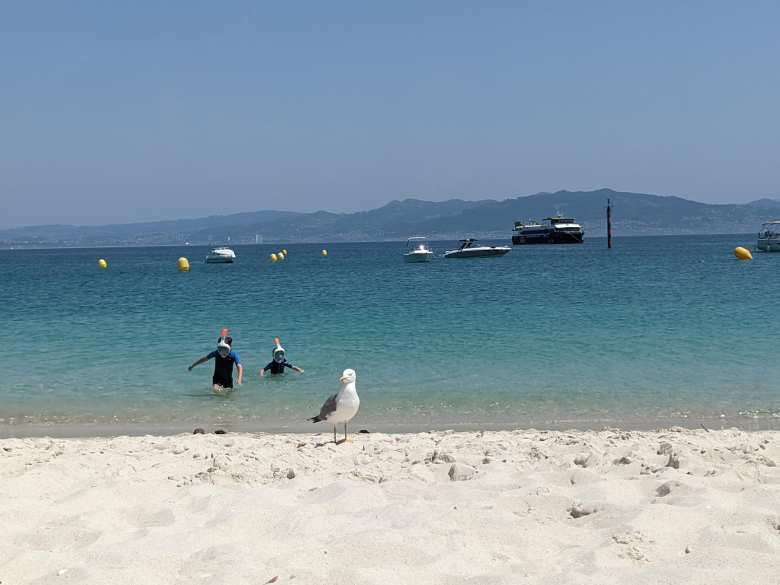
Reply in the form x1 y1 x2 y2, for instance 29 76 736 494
339 369 356 384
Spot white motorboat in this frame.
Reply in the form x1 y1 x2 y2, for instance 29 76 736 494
443 239 511 259
757 221 780 252
205 247 236 263
403 236 434 263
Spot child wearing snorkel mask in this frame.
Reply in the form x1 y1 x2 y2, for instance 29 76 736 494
188 332 244 391
260 338 304 377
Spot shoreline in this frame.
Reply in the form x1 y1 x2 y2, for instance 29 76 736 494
2 413 780 439
2 428 778 584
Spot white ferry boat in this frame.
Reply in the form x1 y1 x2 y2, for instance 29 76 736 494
512 216 584 245
757 221 780 252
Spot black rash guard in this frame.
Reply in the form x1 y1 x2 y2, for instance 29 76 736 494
263 359 296 375
208 350 240 388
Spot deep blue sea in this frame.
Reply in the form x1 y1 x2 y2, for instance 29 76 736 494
1 235 778 436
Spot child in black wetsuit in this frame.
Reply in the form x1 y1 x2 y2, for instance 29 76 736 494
188 334 244 390
260 339 304 377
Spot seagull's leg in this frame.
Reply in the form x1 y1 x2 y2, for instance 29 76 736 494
333 425 337 444
344 421 348 442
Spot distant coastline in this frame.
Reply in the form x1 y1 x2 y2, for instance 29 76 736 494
0 232 760 251
2 188 777 248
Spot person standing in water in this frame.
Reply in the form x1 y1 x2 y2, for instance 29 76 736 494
188 332 244 391
260 338 304 377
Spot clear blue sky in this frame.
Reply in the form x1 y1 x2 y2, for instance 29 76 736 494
2 1 779 228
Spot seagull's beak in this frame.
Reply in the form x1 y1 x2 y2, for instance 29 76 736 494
340 375 350 384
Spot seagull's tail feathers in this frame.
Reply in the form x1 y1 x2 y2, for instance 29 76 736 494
308 415 322 423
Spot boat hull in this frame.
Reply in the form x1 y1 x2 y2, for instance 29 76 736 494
404 252 434 263
512 230 584 245
444 247 510 258
757 239 780 252
205 256 235 263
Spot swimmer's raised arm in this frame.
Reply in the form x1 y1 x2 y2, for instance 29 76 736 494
188 355 211 371
283 360 304 374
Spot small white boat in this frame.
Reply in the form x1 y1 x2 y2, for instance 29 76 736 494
205 247 236 263
444 239 511 259
403 237 434 263
757 221 780 252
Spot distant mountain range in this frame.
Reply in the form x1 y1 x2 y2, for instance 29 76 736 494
2 188 779 247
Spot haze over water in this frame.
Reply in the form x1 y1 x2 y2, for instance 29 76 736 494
1 235 778 436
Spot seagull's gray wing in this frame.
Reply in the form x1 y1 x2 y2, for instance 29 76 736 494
308 392 338 423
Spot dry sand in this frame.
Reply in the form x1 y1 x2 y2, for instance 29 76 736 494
1 428 779 584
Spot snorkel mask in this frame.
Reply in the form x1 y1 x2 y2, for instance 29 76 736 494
216 328 231 358
272 337 285 363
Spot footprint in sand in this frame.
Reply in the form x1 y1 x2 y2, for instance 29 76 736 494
127 507 176 528
652 481 703 506
16 516 102 552
179 545 237 581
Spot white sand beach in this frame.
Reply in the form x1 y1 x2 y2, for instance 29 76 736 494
2 428 779 584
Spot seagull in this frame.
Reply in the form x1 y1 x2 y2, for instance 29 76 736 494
308 369 360 443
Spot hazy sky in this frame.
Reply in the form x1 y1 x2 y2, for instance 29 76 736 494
2 1 779 228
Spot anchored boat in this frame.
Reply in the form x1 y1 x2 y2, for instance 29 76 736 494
443 239 510 259
403 237 435 263
512 216 584 245
757 221 780 252
205 247 236 263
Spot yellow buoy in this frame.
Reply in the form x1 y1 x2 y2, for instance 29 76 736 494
734 246 753 261
177 257 190 272
98 258 108 269
321 249 328 257
270 253 278 263
278 251 285 261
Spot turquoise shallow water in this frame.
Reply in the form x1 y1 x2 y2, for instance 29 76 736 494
1 235 778 435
